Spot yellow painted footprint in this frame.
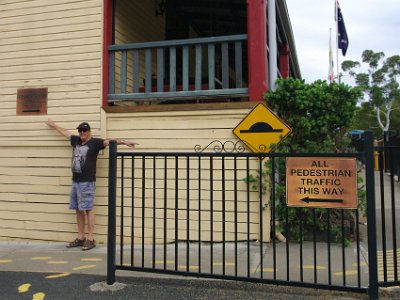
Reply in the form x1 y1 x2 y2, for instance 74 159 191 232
18 283 31 293
33 292 46 300
18 283 46 299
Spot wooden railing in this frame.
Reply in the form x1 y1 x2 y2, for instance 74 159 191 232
108 34 248 103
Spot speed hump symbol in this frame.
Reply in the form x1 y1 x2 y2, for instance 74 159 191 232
233 103 292 153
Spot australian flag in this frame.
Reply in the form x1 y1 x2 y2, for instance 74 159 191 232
337 1 349 56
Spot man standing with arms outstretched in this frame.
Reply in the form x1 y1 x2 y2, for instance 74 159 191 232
46 118 138 250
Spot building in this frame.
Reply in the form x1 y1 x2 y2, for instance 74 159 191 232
0 0 300 243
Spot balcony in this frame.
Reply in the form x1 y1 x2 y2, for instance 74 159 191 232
107 34 249 105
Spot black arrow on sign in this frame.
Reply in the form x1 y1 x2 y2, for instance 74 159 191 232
301 197 343 204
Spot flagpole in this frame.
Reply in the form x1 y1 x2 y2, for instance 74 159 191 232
329 28 334 83
335 0 340 83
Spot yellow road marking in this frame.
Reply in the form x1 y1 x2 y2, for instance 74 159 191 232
377 248 400 255
72 264 97 270
33 292 46 300
45 272 71 279
252 267 278 272
261 268 278 272
376 249 400 281
334 270 358 276
32 257 52 261
378 274 397 281
177 265 199 270
149 264 236 270
298 265 326 270
18 283 31 293
0 259 13 263
212 262 236 267
47 261 69 265
80 258 102 262
154 260 236 269
155 260 175 265
352 262 367 267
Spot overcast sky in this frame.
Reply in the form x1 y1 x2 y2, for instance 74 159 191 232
285 0 400 84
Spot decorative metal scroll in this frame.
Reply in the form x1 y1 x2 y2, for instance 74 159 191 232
258 144 268 152
194 140 246 153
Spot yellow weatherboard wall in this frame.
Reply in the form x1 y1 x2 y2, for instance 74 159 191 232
104 108 271 244
0 0 104 242
0 0 271 244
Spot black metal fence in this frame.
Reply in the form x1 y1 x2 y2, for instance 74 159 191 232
350 130 400 180
107 132 384 299
381 131 400 180
376 144 400 288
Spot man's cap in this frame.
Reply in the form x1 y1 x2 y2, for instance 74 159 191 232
76 122 91 130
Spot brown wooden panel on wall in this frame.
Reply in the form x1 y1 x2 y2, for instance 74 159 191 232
16 88 48 115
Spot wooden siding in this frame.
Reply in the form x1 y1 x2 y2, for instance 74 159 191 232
0 0 104 242
0 0 270 244
105 108 271 243
106 109 250 152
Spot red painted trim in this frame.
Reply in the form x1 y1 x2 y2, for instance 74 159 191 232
102 0 113 107
247 0 268 102
280 44 290 79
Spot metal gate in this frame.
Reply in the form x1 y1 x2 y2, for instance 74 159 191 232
375 142 400 288
105 131 399 299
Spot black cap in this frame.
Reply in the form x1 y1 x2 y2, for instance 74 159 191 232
76 122 91 130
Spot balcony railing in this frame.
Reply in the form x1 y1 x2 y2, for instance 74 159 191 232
108 34 248 104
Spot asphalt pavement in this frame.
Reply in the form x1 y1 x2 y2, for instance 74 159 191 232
0 270 366 300
0 240 398 300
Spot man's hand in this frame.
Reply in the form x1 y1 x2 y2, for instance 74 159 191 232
122 140 139 148
45 118 72 139
103 139 140 148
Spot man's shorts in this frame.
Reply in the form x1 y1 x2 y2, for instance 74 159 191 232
70 181 96 211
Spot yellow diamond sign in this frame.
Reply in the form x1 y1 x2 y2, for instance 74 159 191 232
233 103 292 153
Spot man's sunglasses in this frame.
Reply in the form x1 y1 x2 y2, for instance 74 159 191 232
78 129 88 133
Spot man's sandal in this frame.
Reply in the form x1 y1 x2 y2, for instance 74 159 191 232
82 239 96 251
67 238 86 248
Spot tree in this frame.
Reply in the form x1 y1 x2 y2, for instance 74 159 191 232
351 103 380 137
260 78 362 242
342 50 400 133
265 78 361 153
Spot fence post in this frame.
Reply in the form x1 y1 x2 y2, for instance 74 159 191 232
364 131 379 299
107 140 117 285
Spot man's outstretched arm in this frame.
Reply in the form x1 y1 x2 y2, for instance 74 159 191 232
103 139 139 149
45 118 72 139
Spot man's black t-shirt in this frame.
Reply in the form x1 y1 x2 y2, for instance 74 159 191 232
70 135 105 182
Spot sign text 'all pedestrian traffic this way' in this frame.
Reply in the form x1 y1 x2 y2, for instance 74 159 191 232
286 157 358 209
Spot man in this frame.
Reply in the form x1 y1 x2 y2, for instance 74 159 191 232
46 118 138 250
